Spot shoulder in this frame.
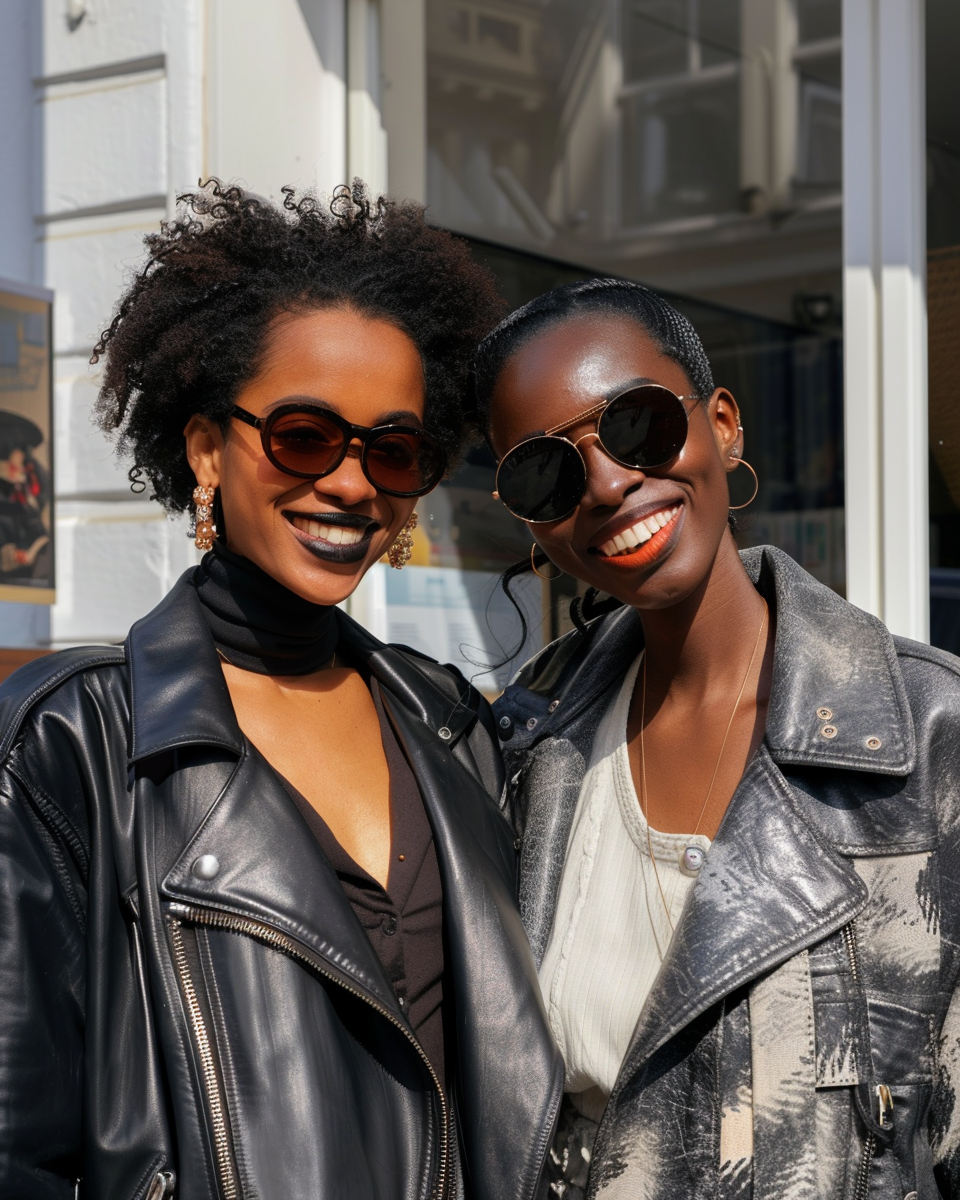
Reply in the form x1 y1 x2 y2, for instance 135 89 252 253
0 645 127 764
892 634 960 721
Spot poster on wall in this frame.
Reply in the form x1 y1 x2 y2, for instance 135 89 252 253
0 280 55 605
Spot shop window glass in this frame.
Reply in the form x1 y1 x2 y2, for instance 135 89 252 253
423 0 845 677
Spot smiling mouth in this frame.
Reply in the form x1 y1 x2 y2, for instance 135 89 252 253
596 505 681 558
289 516 368 545
284 512 379 564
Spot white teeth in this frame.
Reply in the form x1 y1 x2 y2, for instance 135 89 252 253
598 506 680 558
292 517 364 545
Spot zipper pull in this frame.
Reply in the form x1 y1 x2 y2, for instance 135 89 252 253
144 1169 176 1200
876 1083 894 1130
855 1081 895 1146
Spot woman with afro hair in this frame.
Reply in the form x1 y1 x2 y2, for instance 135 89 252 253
0 181 561 1200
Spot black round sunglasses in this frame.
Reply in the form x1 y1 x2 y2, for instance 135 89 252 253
493 384 700 523
231 402 446 498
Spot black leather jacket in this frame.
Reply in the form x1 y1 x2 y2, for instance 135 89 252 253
495 546 960 1200
0 572 563 1200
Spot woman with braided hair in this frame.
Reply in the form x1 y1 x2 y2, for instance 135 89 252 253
0 181 561 1200
479 278 960 1199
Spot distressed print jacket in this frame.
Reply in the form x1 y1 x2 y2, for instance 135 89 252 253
494 545 960 1200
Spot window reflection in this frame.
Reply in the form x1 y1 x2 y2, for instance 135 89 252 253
425 0 846 646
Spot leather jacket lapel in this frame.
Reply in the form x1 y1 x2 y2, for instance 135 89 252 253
158 742 401 1015
382 696 565 1200
616 745 868 1078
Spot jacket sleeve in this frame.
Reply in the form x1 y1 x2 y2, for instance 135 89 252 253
0 755 86 1198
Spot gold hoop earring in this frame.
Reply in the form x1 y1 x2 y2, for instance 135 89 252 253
387 511 418 569
530 543 563 580
728 459 759 510
193 485 217 550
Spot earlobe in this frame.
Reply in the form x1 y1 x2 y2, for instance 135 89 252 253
711 389 743 470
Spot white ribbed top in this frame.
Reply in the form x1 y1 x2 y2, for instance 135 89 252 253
538 653 711 1123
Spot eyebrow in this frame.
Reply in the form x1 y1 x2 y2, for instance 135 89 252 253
265 395 424 427
512 376 660 442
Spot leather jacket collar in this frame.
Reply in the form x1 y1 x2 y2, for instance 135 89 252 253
509 545 915 778
126 569 481 764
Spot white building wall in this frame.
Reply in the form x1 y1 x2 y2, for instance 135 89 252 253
0 0 349 648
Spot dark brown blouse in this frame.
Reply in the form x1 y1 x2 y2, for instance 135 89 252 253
281 682 446 1086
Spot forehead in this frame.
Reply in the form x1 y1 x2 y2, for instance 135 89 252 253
488 312 692 446
250 306 425 418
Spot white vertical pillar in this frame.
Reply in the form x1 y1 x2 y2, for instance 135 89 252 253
347 0 388 194
380 0 426 202
842 0 928 640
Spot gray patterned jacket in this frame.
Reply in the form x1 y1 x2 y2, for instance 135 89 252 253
493 545 960 1200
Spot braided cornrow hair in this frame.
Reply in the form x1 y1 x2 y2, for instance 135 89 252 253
474 278 718 652
473 277 714 429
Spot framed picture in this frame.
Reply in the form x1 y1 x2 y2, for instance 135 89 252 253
0 279 55 604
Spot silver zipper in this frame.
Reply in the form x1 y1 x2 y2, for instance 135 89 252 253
851 1130 875 1200
168 919 241 1200
841 923 860 982
841 924 895 1200
169 903 450 1200
144 1169 177 1200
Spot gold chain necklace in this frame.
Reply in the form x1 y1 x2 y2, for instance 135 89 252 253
638 600 768 936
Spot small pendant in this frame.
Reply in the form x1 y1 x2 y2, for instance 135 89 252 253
679 846 705 876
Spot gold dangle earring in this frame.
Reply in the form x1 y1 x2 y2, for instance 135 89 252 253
387 511 418 569
193 485 217 550
728 431 759 510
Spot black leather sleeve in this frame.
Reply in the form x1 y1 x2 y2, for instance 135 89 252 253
0 757 85 1198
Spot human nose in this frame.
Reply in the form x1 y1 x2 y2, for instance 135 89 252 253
312 440 378 505
576 435 645 509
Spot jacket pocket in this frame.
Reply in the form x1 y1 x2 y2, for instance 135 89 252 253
812 957 936 1199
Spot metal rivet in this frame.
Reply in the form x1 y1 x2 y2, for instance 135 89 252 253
821 725 838 739
498 714 513 729
817 707 833 721
679 846 705 875
548 699 560 713
192 854 220 880
865 736 882 751
526 716 538 730
438 726 452 741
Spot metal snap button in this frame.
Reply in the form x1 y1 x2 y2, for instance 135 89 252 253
817 707 833 721
514 836 522 850
679 846 705 875
865 736 882 751
526 716 538 730
382 916 398 936
820 725 838 739
192 854 220 880
438 726 452 741
498 714 513 730
548 700 560 713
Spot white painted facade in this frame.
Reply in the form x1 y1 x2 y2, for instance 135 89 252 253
0 0 361 647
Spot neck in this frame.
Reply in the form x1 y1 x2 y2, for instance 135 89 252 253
636 531 770 703
193 541 339 676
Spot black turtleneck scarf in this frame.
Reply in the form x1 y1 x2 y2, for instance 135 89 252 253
193 541 339 675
